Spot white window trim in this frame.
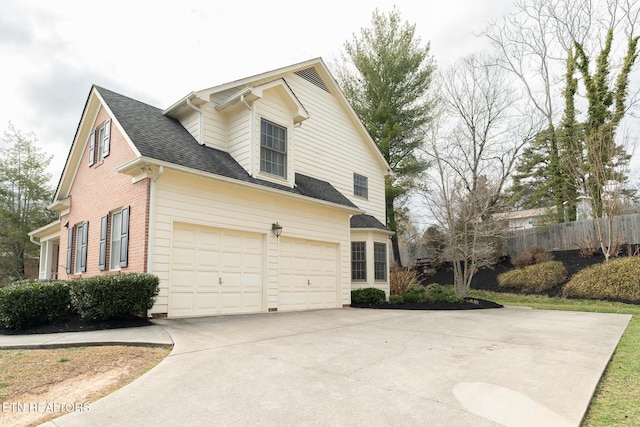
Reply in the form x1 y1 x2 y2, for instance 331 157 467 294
258 117 288 181
110 210 123 271
74 222 86 274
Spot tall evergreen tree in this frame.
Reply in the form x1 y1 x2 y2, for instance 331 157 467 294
0 123 56 280
337 7 435 266
503 129 556 210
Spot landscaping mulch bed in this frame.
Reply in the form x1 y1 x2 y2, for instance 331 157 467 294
0 314 153 336
351 297 503 310
421 249 608 294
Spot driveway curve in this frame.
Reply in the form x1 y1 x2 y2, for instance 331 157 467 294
43 307 630 427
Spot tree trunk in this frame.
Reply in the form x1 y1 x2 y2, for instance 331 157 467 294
386 198 403 267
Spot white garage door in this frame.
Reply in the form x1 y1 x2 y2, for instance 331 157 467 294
169 224 264 317
278 238 338 311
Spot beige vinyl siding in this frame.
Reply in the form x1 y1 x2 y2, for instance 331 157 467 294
286 72 386 221
179 110 201 143
188 66 387 222
252 90 296 187
201 102 227 151
149 168 352 314
227 106 251 172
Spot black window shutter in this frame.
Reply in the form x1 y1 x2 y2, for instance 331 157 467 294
66 228 73 274
119 206 130 268
99 215 108 270
80 221 89 273
88 130 96 166
103 119 111 157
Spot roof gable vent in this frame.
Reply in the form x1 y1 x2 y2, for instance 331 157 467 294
295 67 330 93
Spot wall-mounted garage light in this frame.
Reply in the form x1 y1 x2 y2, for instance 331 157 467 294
272 222 283 238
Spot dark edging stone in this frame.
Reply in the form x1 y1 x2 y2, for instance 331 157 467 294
0 314 153 336
351 297 503 310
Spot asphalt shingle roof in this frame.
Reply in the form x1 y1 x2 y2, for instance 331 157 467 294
350 214 389 231
95 86 357 210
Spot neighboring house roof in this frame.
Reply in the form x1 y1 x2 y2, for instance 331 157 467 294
493 207 553 222
350 214 391 232
94 85 358 210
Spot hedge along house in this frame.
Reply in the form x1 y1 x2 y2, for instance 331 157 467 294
29 58 393 318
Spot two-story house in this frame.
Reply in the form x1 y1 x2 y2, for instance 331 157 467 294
29 58 392 318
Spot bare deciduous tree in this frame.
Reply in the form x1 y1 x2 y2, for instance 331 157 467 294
422 56 533 297
483 0 640 222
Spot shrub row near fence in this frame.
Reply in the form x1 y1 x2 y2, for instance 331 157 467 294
0 273 160 329
563 257 640 303
498 261 568 294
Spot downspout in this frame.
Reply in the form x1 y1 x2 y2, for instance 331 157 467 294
240 95 254 176
146 165 164 276
186 98 204 145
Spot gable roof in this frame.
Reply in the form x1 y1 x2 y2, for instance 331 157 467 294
93 86 358 210
165 57 391 174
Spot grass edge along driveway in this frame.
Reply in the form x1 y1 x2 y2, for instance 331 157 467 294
469 290 640 427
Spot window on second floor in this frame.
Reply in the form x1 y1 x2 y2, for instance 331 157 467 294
88 119 111 166
260 119 287 178
354 173 368 199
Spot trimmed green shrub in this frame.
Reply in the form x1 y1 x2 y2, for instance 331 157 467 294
402 284 426 303
388 294 404 305
498 261 567 293
402 284 427 303
423 284 463 304
563 257 640 303
0 280 71 329
70 273 160 320
351 287 386 305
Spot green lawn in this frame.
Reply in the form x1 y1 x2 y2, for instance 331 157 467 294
469 290 640 426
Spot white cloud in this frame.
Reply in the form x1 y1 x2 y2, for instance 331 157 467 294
1 0 636 195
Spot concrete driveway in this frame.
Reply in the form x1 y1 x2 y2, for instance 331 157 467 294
44 307 630 427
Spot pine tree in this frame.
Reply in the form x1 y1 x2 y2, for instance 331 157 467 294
0 123 56 280
337 7 435 266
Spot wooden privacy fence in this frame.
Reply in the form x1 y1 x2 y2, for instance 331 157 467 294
502 212 640 256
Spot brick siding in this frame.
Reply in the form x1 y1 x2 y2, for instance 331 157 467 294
58 106 150 279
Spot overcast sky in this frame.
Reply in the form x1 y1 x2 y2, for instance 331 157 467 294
1 0 517 181
3 0 639 207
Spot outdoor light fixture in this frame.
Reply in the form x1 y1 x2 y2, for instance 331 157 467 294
272 222 283 238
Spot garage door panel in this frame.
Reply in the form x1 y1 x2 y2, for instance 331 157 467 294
172 247 195 267
169 224 264 317
195 249 219 268
278 238 338 311
171 271 196 291
194 271 218 290
195 293 220 314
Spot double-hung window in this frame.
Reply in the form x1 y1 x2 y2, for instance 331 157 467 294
99 206 130 271
374 242 387 281
351 242 366 281
73 222 88 274
88 119 111 166
260 119 287 178
354 174 368 199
